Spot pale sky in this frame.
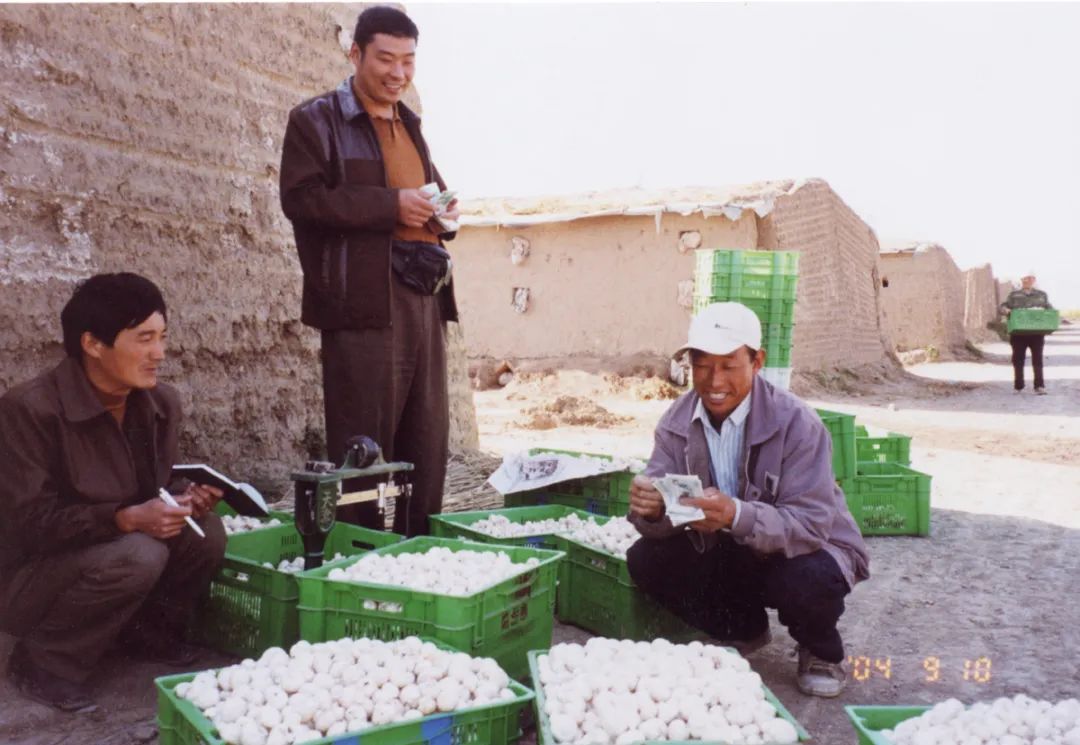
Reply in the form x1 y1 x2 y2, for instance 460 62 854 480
408 2 1080 308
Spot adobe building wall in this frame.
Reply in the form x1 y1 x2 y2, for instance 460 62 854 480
963 264 1000 342
879 246 967 353
757 180 892 369
454 179 893 373
0 4 477 496
452 211 758 362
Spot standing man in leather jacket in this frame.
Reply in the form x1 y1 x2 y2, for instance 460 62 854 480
279 6 459 536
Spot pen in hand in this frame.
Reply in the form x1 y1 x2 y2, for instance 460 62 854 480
158 488 205 539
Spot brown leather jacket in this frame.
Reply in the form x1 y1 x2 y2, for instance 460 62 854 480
0 358 181 572
279 77 458 330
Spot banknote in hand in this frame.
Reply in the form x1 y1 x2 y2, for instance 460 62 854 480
653 474 707 527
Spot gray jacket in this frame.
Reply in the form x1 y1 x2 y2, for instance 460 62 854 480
630 375 870 589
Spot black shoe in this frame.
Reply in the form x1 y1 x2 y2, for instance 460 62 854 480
7 646 98 713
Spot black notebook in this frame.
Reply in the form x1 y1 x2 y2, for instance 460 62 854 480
170 464 269 517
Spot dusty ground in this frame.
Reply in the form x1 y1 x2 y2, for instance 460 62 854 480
2 328 1077 744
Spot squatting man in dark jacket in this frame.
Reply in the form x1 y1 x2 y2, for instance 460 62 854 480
626 302 870 697
0 274 226 713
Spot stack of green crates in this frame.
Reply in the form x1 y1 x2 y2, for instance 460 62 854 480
692 249 799 389
814 413 932 537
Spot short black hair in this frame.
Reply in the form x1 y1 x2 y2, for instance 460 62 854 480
60 273 168 358
353 6 419 52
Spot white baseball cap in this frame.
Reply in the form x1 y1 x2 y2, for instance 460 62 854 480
674 302 762 359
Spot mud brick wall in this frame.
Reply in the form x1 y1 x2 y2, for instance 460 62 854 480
757 180 892 370
964 264 1000 342
0 4 478 497
452 211 759 361
453 179 892 373
879 246 968 353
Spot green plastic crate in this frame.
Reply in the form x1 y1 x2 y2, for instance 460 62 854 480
855 425 912 466
761 322 794 366
430 506 592 619
845 705 930 745
557 529 698 641
815 408 857 481
503 448 638 516
1006 307 1059 334
430 505 595 551
191 522 402 658
841 462 932 536
694 272 799 302
528 447 638 501
503 490 631 517
694 249 800 276
156 638 535 745
693 295 797 326
528 650 811 745
296 537 565 680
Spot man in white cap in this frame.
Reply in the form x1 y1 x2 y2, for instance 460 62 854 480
999 272 1053 395
626 302 870 697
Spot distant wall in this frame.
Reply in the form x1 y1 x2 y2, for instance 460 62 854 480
997 280 1016 306
879 246 967 352
757 180 891 369
453 212 757 361
0 4 477 496
963 264 999 342
453 179 893 373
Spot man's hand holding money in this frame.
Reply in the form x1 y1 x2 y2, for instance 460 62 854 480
629 474 665 521
680 487 739 532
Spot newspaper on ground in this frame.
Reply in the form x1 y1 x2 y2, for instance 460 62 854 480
487 450 645 495
652 473 707 527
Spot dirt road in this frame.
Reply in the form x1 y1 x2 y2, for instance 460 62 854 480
2 329 1077 744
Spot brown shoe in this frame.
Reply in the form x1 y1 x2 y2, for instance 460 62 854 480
796 645 847 697
7 646 97 713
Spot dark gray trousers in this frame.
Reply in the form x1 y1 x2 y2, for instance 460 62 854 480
321 274 449 537
1 512 225 682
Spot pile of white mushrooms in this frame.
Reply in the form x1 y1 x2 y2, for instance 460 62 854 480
882 696 1080 745
537 638 799 745
468 513 593 540
561 517 639 559
223 515 284 536
466 514 639 559
175 637 517 745
263 553 345 575
325 546 541 596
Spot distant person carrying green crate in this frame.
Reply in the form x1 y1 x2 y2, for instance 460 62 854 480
999 271 1055 395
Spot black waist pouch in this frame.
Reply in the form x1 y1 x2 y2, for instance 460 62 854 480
391 240 453 295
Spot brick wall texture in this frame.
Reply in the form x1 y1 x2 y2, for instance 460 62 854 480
879 246 967 352
0 4 478 496
757 180 892 369
963 264 999 342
